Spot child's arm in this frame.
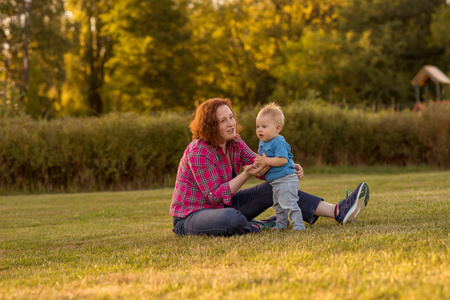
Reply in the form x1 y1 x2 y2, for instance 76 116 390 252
254 153 287 167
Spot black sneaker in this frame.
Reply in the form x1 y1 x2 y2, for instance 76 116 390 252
249 216 277 231
335 182 370 224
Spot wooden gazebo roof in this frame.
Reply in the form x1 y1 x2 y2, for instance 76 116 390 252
411 65 450 87
411 65 450 105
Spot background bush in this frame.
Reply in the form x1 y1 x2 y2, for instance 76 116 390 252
0 113 191 193
1 102 449 193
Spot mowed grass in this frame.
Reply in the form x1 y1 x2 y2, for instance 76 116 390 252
0 171 448 299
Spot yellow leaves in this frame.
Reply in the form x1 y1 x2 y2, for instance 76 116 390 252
304 2 314 19
254 43 276 71
282 5 292 14
345 31 355 41
142 36 154 49
211 26 225 40
274 14 281 24
344 30 375 54
298 0 349 25
359 30 373 51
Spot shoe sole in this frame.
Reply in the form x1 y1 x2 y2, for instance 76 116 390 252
342 182 370 224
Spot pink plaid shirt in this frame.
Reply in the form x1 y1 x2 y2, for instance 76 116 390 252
170 135 257 218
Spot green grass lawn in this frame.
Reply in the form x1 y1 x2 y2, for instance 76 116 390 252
0 170 449 299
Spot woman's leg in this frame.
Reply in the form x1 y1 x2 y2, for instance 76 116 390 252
311 182 371 224
297 189 323 224
232 181 369 225
233 182 324 225
173 208 258 237
314 201 335 218
231 182 273 220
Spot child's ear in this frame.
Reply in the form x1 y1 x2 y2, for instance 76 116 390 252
276 124 282 132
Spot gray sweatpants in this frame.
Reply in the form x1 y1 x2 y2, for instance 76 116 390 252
270 173 305 230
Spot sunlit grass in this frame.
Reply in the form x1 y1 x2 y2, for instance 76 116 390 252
0 170 449 299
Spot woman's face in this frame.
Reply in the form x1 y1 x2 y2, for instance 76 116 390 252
216 105 236 144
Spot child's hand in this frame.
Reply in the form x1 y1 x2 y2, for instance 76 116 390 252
254 153 268 165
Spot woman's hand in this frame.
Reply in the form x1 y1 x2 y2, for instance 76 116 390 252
294 164 304 180
243 164 269 177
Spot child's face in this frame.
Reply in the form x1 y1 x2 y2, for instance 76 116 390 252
256 116 281 142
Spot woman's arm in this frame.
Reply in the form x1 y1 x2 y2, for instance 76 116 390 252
228 168 252 194
236 136 257 166
228 164 270 193
235 136 269 180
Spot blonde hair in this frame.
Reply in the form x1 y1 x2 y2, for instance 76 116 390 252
256 102 285 128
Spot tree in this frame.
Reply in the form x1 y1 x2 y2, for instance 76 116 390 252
2 0 449 115
27 0 70 118
185 0 345 107
1 0 27 115
430 4 450 72
335 0 445 106
64 0 114 115
267 0 347 104
270 0 446 107
100 0 196 112
0 0 70 118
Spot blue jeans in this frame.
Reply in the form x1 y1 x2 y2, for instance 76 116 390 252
172 182 323 236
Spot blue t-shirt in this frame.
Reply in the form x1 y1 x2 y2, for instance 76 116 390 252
258 135 295 182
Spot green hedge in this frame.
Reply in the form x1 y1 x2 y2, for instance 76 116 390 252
0 103 449 193
0 113 191 193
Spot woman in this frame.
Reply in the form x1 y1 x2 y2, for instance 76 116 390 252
170 98 369 236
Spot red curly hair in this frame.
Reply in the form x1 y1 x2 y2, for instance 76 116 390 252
189 98 242 146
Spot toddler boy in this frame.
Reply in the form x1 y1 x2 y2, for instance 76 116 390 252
254 103 305 231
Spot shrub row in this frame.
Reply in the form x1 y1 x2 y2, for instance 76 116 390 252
0 113 191 193
0 102 448 193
